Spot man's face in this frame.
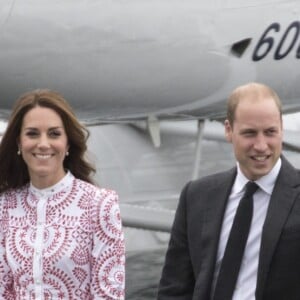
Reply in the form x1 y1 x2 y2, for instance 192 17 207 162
225 97 283 181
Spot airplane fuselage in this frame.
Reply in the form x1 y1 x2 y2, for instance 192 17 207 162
0 0 300 123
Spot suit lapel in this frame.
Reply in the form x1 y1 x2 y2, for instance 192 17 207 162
194 168 236 299
256 157 300 300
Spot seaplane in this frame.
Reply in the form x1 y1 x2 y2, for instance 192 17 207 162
1 0 300 234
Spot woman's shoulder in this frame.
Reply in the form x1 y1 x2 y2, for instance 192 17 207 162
73 177 119 201
0 185 29 219
0 184 29 198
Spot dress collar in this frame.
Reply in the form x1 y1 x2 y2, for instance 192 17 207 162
29 171 74 198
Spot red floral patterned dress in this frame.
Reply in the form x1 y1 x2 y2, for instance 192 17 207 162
0 172 125 299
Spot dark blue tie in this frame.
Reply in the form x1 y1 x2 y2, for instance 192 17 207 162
213 181 259 300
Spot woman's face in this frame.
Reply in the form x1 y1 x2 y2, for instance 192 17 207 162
19 106 69 188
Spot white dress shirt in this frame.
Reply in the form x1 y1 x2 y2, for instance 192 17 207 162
212 158 281 300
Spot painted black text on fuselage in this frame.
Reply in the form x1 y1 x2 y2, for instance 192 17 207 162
253 21 300 61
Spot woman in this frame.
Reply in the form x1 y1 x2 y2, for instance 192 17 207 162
0 89 125 299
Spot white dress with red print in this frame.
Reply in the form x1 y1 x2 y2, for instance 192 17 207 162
0 172 125 299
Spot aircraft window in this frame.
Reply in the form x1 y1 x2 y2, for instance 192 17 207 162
231 38 252 57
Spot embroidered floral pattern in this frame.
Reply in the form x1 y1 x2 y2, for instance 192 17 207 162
0 173 125 299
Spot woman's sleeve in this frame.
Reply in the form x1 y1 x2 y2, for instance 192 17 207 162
90 189 125 300
0 195 14 299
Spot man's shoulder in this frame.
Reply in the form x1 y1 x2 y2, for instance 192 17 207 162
279 155 300 185
193 167 236 185
184 167 236 195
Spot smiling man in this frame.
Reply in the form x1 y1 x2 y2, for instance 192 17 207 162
158 82 300 300
225 83 283 181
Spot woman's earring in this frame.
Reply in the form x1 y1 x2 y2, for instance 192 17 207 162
66 151 69 156
17 149 21 155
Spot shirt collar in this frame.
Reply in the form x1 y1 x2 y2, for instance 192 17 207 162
233 158 282 195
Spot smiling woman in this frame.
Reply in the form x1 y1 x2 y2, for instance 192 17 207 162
0 89 125 299
18 106 69 188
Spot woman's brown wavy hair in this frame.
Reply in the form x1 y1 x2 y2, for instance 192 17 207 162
0 89 96 192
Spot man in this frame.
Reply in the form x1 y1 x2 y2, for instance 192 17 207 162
157 82 300 300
